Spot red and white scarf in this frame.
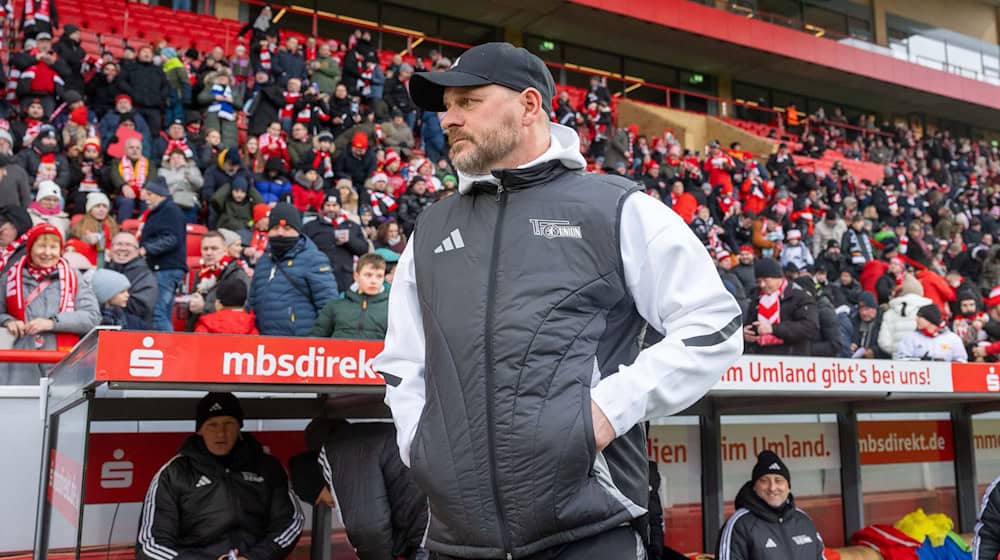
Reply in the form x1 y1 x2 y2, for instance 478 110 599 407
312 150 333 179
35 151 57 185
119 157 149 194
322 212 350 227
367 189 397 217
280 91 301 120
197 254 234 293
24 0 51 26
0 230 29 271
6 255 78 351
259 45 275 71
756 279 786 346
162 137 193 161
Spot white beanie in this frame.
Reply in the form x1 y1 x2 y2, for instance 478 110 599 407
36 180 63 203
0 128 13 146
86 192 111 213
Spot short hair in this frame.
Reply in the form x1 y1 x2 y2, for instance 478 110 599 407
356 253 386 272
201 231 225 244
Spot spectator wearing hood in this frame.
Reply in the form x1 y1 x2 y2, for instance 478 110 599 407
202 148 254 213
138 177 187 331
0 206 36 276
212 174 263 232
255 156 291 205
851 291 884 358
878 273 933 358
334 132 376 191
119 46 170 135
743 257 819 356
198 69 240 149
0 153 31 208
895 304 967 361
247 203 338 336
0 224 100 384
27 180 69 237
17 124 71 191
303 193 369 293
106 231 157 324
246 69 284 137
54 25 86 93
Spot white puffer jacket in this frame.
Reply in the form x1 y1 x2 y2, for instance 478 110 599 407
878 292 933 357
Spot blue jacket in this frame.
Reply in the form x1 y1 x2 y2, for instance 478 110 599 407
97 110 153 158
141 198 188 272
254 174 292 205
248 236 339 337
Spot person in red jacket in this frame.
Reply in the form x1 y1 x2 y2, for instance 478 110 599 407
916 268 956 322
668 180 697 224
703 140 734 195
194 275 259 334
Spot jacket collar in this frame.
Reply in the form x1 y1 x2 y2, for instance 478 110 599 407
457 123 586 194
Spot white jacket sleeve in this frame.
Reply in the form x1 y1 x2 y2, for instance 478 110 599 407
590 193 744 437
373 241 425 467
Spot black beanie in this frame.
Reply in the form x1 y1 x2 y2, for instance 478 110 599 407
268 202 303 233
752 450 791 486
917 304 942 326
216 275 248 307
0 205 33 236
754 257 783 279
288 450 326 505
195 392 244 431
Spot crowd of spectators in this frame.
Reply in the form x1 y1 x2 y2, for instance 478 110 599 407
0 4 996 384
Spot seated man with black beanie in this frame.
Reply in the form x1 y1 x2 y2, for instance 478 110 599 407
288 418 429 560
716 450 824 560
136 393 304 560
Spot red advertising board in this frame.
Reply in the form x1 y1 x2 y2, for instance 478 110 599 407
84 431 308 504
950 363 1000 393
857 420 954 465
48 449 83 524
94 331 386 386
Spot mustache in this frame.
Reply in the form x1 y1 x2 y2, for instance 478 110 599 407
448 131 475 144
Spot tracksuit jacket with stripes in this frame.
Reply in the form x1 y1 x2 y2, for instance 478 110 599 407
375 123 744 558
135 434 304 560
716 481 823 560
974 474 1000 560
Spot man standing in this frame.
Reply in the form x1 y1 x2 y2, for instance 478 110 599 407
303 193 369 292
716 451 824 560
136 393 303 560
247 203 338 336
139 178 187 331
120 46 170 136
106 231 158 326
743 257 818 356
375 43 742 558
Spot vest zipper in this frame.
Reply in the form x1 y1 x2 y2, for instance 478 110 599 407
357 296 368 334
485 183 513 559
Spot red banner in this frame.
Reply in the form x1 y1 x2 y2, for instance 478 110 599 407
94 331 386 386
857 420 954 465
84 431 308 505
48 449 83 525
950 363 1000 393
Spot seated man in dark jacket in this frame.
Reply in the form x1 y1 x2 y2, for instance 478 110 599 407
743 257 819 355
106 231 158 325
136 393 303 560
302 194 369 292
716 451 824 560
334 132 376 191
289 417 428 560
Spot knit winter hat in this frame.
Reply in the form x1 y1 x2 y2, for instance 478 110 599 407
288 450 325 504
217 228 241 249
383 149 400 168
142 177 171 198
917 304 942 327
195 392 244 431
25 223 64 253
83 136 101 153
858 291 878 310
252 203 270 224
752 450 791 486
754 257 783 279
0 128 13 146
91 268 131 305
0 206 32 236
70 105 89 126
268 202 302 233
231 175 249 192
35 181 63 205
351 132 369 149
986 286 1000 308
86 192 111 213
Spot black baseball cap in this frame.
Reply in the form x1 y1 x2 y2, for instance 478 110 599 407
409 42 555 114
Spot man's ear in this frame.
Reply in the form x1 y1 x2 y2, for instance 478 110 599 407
519 88 544 126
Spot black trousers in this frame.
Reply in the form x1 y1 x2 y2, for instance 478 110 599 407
435 527 641 560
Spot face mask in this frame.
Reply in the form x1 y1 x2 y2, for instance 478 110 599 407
269 235 298 258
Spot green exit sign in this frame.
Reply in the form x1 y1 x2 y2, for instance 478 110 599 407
689 73 705 84
540 40 556 51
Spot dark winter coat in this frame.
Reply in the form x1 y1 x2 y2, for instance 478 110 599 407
85 74 124 118
246 82 284 137
16 145 72 190
308 289 389 340
974 475 1000 560
248 236 339 336
140 199 188 272
811 291 843 357
107 256 158 323
716 481 823 560
54 35 87 93
0 163 33 207
315 422 427 559
201 163 255 202
211 184 263 232
303 216 369 292
272 50 307 88
334 149 376 188
134 434 303 560
120 61 170 109
396 191 435 235
744 281 819 356
382 76 415 114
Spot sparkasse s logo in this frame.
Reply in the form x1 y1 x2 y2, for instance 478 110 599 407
129 336 164 377
988 366 999 392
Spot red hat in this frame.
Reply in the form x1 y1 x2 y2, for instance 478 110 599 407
739 244 754 254
351 132 369 149
642 160 660 173
64 238 97 265
70 105 88 126
986 285 1000 308
383 149 400 168
25 223 64 253
253 203 270 224
628 124 639 135
115 93 132 104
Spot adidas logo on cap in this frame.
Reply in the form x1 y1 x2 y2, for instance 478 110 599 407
769 462 781 470
209 402 223 412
